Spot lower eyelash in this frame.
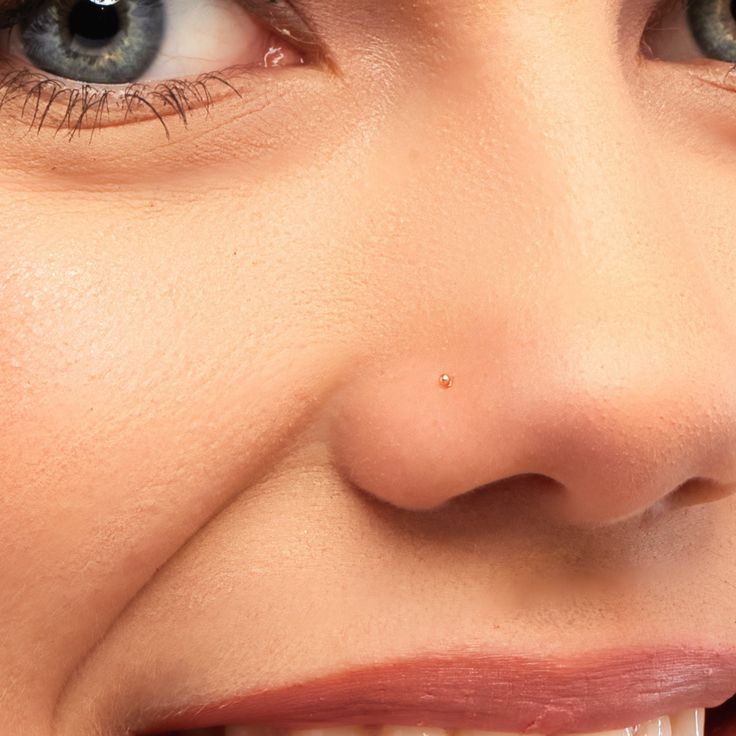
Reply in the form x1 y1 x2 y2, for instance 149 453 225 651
0 61 245 139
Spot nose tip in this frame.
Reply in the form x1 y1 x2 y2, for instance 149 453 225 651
328 342 736 526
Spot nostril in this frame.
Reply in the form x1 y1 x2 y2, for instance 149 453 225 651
669 477 736 511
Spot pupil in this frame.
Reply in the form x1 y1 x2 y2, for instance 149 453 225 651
67 0 120 47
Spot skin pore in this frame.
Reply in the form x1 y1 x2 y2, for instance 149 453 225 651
1 0 736 734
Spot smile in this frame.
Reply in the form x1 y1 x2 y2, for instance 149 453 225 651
195 714 705 736
136 648 736 735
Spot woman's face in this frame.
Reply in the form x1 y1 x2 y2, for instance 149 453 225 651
2 0 736 734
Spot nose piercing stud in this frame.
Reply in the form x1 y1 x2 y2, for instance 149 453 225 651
438 373 454 389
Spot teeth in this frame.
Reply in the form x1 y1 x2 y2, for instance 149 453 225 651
638 716 674 736
380 728 449 736
670 709 706 736
224 709 706 736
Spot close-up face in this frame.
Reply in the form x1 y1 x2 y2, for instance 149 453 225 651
2 1 736 736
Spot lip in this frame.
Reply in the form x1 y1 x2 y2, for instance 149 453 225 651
138 647 736 735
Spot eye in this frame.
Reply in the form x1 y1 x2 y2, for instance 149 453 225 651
0 0 324 134
644 0 736 63
8 0 308 84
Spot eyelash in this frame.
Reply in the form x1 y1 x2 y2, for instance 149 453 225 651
0 62 286 139
0 0 327 139
0 63 242 139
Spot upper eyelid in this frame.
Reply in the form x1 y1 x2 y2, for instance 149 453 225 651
0 0 42 27
243 0 317 46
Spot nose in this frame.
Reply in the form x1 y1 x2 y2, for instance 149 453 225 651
326 4 736 526
329 343 736 525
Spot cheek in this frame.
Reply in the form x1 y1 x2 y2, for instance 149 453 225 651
657 147 736 321
634 62 736 316
0 189 353 700
680 167 736 311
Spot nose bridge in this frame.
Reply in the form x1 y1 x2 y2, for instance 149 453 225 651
327 3 736 526
395 1 701 323
454 2 682 266
409 0 724 368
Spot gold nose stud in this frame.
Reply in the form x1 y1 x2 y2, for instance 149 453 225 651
438 373 454 389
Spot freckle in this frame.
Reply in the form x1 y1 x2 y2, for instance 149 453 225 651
438 373 454 389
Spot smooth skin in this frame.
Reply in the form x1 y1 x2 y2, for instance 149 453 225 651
1 1 736 735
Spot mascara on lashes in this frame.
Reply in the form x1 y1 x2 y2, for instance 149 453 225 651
0 0 325 137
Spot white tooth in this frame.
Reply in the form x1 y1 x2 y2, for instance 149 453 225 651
670 709 706 736
637 716 673 736
566 718 672 736
574 728 637 736
379 727 449 736
231 715 702 736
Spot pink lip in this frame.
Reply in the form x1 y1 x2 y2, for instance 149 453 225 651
139 648 736 735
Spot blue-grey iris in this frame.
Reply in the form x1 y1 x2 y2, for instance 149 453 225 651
20 0 166 84
687 0 736 63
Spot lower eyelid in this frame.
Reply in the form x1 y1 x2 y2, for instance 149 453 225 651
0 60 287 138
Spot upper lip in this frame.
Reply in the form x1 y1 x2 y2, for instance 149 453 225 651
138 647 736 735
